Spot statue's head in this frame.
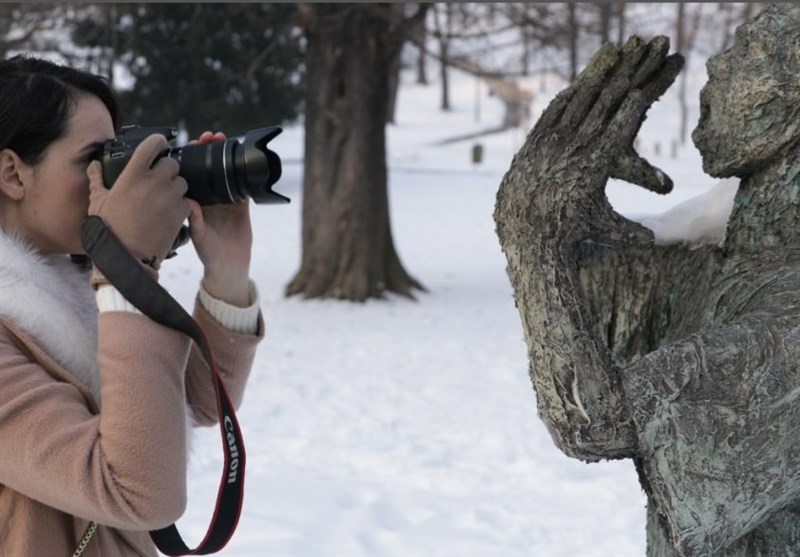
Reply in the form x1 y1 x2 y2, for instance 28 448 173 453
692 4 800 178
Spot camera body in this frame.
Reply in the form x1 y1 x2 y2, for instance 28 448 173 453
96 125 288 254
98 125 289 206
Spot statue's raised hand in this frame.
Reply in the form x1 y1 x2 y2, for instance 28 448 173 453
498 36 683 249
494 36 684 461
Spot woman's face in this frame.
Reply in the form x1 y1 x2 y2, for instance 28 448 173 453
692 20 799 177
11 94 114 254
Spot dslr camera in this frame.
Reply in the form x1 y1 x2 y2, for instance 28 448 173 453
98 125 289 206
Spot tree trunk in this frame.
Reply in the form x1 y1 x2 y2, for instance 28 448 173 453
676 4 704 146
568 3 578 81
413 7 428 85
598 3 612 45
287 4 424 301
520 4 531 76
434 3 451 111
616 3 626 46
386 40 402 125
676 4 687 144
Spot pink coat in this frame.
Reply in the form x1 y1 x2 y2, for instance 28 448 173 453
0 299 262 557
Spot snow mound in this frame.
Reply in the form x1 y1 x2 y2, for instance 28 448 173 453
631 178 738 248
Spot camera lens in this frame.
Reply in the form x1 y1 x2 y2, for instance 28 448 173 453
168 127 287 206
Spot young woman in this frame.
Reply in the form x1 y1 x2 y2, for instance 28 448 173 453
0 56 263 556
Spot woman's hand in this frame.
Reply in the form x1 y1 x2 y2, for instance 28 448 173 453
187 131 253 307
87 134 190 270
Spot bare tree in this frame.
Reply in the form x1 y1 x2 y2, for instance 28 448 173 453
568 3 578 81
432 3 453 111
411 4 430 85
520 3 532 76
287 4 427 301
675 3 704 144
598 3 612 44
616 3 626 46
0 3 68 59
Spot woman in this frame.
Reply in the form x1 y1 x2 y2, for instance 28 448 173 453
0 56 263 556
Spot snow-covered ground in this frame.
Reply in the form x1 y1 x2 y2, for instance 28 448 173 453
158 44 734 557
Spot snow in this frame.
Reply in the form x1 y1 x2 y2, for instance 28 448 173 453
633 177 738 248
157 48 734 557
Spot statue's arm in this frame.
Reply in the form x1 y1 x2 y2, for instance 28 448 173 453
621 312 800 557
495 36 683 461
578 241 719 366
496 230 639 460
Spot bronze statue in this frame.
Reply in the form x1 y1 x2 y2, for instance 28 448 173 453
494 4 800 556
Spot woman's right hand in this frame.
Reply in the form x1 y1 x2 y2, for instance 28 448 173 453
86 134 190 269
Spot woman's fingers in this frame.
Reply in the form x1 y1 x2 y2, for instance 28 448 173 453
188 131 227 145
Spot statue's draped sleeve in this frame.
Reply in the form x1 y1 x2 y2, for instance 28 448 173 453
620 265 800 556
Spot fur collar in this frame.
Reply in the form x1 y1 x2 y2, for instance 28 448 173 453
0 230 101 402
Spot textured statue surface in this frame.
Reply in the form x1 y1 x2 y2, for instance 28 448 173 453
494 4 800 556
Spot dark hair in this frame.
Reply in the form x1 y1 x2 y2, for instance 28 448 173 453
0 55 120 164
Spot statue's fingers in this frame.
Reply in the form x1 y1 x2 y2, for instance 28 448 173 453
613 53 684 145
581 197 655 250
602 208 655 250
604 51 683 192
530 87 575 136
601 89 651 158
578 36 678 143
573 41 621 89
611 148 673 194
577 36 650 141
559 42 620 130
641 53 684 104
631 36 671 89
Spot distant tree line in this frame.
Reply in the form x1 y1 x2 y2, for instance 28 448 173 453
3 3 761 131
1 3 760 302
1 4 304 137
406 3 761 115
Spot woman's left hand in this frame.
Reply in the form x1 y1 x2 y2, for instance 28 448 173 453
187 131 253 307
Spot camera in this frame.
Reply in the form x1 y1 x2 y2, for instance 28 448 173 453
98 125 289 206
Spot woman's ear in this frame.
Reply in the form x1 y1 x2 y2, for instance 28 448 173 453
0 148 28 201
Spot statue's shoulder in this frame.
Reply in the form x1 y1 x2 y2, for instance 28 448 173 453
713 249 800 321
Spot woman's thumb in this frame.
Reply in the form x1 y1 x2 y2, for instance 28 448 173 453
86 161 105 188
186 198 206 241
86 161 109 214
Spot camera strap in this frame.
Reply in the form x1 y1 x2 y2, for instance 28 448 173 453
81 216 245 556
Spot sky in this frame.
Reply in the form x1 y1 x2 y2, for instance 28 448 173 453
156 38 733 557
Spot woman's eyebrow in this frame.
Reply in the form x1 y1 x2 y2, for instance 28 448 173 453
79 140 107 154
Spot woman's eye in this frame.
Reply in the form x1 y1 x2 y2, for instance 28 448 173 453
85 148 103 163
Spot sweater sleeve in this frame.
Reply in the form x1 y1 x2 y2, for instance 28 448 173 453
185 293 264 427
198 279 260 335
0 316 192 531
93 280 262 427
96 280 260 334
